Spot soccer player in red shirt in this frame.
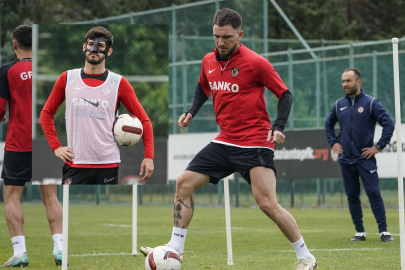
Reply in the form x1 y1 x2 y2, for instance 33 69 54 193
1 25 64 267
40 26 154 185
141 9 317 270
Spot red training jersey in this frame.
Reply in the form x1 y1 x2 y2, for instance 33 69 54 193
40 69 154 168
198 43 288 149
0 58 32 152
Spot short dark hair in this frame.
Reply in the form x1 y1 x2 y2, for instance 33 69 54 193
12 25 32 50
85 26 114 47
212 8 242 30
344 68 361 80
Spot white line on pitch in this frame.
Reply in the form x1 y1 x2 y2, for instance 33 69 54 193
274 248 384 252
310 248 384 252
101 224 132 227
69 253 132 257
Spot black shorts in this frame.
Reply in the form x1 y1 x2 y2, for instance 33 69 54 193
2 151 32 186
186 142 276 185
62 164 119 185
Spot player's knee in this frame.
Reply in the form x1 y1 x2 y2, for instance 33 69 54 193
258 200 279 218
41 194 54 204
40 191 58 205
176 174 193 195
4 190 22 203
366 189 381 200
346 191 359 200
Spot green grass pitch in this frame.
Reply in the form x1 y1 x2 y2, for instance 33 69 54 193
0 204 400 269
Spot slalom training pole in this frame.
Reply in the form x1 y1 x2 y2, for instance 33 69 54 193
223 177 233 265
392 37 405 269
62 185 69 270
132 184 138 255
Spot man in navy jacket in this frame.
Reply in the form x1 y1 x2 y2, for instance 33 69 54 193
325 68 395 242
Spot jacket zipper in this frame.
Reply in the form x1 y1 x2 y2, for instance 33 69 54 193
349 97 355 164
215 56 231 73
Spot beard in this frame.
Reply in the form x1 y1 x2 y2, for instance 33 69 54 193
344 81 358 96
85 52 105 65
217 43 238 58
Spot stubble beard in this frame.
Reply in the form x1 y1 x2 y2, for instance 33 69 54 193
85 52 105 65
347 81 358 96
343 82 357 96
218 43 238 58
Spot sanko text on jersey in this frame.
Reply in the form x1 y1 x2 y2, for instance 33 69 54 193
208 81 239 92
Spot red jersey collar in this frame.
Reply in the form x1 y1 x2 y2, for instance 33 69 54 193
213 42 244 58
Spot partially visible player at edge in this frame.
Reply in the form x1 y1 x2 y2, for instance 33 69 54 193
40 26 154 185
141 9 317 270
1 25 65 267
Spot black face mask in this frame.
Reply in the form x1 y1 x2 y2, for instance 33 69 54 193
84 37 110 57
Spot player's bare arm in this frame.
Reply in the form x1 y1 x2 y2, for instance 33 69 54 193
140 158 154 181
361 146 380 159
178 113 193 129
54 147 74 163
332 142 343 155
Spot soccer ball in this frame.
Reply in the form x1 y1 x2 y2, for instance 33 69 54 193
145 246 181 270
113 114 143 147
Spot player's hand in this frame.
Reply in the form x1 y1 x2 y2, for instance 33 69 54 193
362 146 380 159
54 147 74 163
267 130 285 144
0 115 6 122
140 158 154 181
332 143 343 155
178 113 193 129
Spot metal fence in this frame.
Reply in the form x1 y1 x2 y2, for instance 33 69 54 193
32 24 169 140
68 0 405 132
169 37 405 133
0 0 402 207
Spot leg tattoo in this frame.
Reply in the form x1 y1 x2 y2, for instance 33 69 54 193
176 196 190 209
173 195 194 229
190 195 194 218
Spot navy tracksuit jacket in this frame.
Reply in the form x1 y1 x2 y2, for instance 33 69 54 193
325 90 394 233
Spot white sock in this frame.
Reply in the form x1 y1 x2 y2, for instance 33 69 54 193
11 236 26 257
168 227 187 254
291 237 314 260
52 234 63 254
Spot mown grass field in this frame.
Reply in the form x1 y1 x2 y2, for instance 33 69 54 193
0 204 400 269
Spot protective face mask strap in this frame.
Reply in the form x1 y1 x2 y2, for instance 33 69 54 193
85 36 110 57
